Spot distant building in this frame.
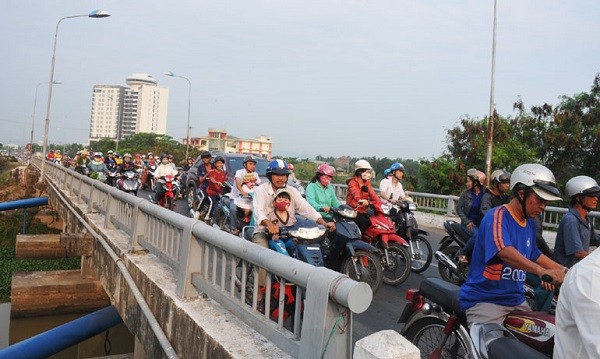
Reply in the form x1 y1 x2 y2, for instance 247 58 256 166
88 73 169 144
186 129 272 159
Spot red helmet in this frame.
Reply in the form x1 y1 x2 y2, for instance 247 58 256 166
316 163 335 177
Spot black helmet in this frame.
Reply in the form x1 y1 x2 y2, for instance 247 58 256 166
160 153 169 160
213 156 225 164
243 155 257 165
200 151 211 159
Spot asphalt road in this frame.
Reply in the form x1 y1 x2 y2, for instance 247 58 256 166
138 188 448 343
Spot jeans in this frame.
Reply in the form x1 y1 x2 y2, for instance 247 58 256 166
229 199 239 230
459 224 477 257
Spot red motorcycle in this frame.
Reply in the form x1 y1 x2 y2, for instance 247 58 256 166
157 174 178 210
362 201 412 286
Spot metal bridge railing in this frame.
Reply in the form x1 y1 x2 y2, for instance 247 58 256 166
36 159 371 358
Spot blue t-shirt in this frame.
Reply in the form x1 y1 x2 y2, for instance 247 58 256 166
553 208 598 268
460 205 541 311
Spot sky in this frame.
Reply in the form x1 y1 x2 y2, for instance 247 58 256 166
2 1 598 160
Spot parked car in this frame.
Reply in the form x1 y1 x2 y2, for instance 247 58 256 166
185 153 269 211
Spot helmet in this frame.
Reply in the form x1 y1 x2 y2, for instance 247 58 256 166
266 159 290 178
187 157 194 161
510 163 561 201
147 152 153 157
243 155 257 165
123 153 132 159
355 160 372 171
491 169 511 185
107 150 113 154
200 151 211 159
469 170 486 186
383 168 391 177
114 153 121 158
565 176 600 198
389 162 405 172
55 150 60 153
160 153 169 160
316 163 336 177
274 188 292 200
94 152 102 157
213 156 225 164
466 168 478 177
288 163 295 171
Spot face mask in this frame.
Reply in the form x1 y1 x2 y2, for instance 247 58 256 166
274 201 288 211
162 159 169 165
361 172 372 181
319 177 331 187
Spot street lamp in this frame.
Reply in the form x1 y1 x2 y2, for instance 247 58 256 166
484 0 498 183
40 9 110 181
30 81 62 164
163 71 192 160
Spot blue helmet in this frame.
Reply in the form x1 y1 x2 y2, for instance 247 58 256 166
383 168 392 177
266 159 290 180
389 162 405 172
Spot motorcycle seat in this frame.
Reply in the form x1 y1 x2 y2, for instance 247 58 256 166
487 336 547 359
420 277 462 315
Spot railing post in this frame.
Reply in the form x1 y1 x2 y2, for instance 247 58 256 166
176 219 202 298
129 203 147 252
446 196 456 216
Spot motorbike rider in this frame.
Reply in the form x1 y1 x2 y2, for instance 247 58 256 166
118 153 135 173
105 150 116 166
47 149 55 161
253 159 335 297
151 154 179 204
229 156 262 235
54 150 62 164
553 175 600 268
379 168 392 193
182 157 194 172
480 169 511 217
206 156 227 219
74 149 90 174
196 151 213 196
89 152 108 179
459 163 567 330
133 154 145 170
306 163 340 221
346 159 382 234
456 169 486 263
379 162 407 202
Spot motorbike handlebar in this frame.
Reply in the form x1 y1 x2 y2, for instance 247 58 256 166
541 274 553 283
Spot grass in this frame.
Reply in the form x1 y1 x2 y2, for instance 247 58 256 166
0 209 80 303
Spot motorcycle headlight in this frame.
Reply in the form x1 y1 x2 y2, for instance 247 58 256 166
408 202 417 211
339 207 357 219
126 172 134 179
289 227 326 240
381 203 392 215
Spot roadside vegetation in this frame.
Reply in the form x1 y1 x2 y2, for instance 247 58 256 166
0 159 80 302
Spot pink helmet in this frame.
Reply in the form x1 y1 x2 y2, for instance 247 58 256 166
469 170 486 186
316 163 336 177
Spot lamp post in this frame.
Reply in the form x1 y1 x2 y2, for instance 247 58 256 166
30 81 61 164
484 0 498 183
40 9 110 181
163 71 192 160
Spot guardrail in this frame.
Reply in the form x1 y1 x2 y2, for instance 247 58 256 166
35 159 372 358
326 183 600 230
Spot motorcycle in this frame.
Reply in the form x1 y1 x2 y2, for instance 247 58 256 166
390 200 433 273
141 163 157 190
437 220 471 285
117 169 141 196
399 276 555 359
191 183 230 224
236 218 326 325
105 164 118 187
214 189 252 234
362 201 412 286
323 205 383 293
154 174 179 210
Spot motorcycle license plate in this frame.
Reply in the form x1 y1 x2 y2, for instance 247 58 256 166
398 302 414 324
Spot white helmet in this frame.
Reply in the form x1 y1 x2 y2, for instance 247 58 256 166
565 176 600 198
355 160 372 171
490 169 511 187
510 164 561 201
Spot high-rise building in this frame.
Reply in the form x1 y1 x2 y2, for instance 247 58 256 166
89 73 169 144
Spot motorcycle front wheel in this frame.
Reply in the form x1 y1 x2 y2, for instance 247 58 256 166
437 245 468 285
381 242 411 286
404 317 472 359
410 235 433 273
341 250 383 294
165 196 174 210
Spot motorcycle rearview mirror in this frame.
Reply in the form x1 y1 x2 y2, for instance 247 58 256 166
360 185 369 193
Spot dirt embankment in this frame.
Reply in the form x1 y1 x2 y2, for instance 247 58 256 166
0 165 61 231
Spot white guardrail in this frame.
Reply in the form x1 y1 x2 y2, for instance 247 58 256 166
326 183 600 230
36 159 372 359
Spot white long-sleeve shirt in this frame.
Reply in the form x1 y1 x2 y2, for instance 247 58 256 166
154 163 178 178
253 184 321 231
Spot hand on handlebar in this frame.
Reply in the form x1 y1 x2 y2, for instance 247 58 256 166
325 222 336 232
266 222 280 236
539 267 566 290
358 199 369 206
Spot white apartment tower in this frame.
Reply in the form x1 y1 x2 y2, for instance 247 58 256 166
89 73 169 143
